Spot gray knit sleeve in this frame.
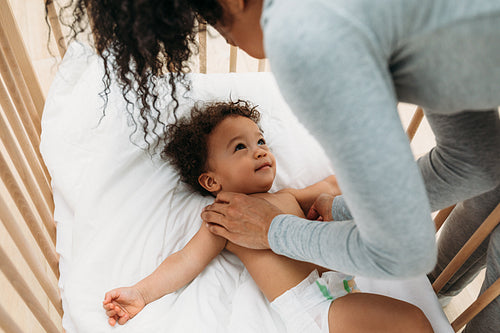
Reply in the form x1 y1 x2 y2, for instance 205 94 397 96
331 195 352 221
263 0 437 277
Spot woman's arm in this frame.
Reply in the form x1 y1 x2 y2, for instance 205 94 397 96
278 175 341 215
262 2 437 277
103 224 226 325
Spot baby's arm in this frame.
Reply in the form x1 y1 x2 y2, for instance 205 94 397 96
278 175 341 215
103 224 226 326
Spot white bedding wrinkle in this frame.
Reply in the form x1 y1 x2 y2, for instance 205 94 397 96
40 42 451 333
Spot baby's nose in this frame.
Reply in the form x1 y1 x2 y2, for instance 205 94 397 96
254 148 267 158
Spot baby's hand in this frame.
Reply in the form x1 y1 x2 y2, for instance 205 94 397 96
103 287 146 326
307 193 335 221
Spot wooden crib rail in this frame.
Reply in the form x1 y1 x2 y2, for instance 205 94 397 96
406 106 424 142
197 23 267 74
0 0 62 332
434 204 456 232
45 0 67 59
433 204 500 294
451 277 500 331
433 203 500 331
0 0 45 116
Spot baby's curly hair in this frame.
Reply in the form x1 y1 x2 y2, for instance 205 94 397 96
162 100 261 196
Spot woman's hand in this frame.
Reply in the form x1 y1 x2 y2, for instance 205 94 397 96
201 192 283 249
307 193 335 221
103 287 146 326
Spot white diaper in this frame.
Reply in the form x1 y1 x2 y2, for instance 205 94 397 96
271 270 358 333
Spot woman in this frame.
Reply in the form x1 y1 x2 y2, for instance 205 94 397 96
57 1 500 331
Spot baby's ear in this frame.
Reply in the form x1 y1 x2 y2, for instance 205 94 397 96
198 173 221 193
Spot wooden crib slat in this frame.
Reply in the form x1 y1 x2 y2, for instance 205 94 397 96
0 0 45 117
406 106 424 142
0 120 55 251
451 277 500 332
0 81 54 222
434 204 456 232
0 303 23 333
198 22 207 74
0 36 40 139
0 148 58 276
45 0 67 58
0 245 60 333
0 49 46 182
0 185 61 315
258 59 266 72
433 203 500 294
0 41 51 186
229 46 237 72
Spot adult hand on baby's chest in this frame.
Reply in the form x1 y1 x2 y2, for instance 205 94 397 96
201 192 283 249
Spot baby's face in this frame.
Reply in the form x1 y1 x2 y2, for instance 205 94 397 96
204 115 276 194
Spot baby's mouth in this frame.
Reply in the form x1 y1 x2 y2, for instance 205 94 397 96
255 162 272 172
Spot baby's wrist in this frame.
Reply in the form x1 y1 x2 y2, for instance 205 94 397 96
134 283 150 305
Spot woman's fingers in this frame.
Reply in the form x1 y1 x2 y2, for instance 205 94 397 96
201 192 282 249
202 206 227 227
206 222 229 237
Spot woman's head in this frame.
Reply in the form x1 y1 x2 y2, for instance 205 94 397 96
50 0 265 149
214 0 265 59
162 100 276 196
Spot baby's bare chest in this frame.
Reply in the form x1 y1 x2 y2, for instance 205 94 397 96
252 192 305 218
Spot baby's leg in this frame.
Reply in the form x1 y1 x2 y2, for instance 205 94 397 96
328 293 433 333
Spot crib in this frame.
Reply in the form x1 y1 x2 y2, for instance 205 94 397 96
0 1 499 332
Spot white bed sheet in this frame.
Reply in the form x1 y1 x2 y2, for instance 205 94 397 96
41 42 453 333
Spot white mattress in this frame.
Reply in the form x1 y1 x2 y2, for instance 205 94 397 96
40 42 453 333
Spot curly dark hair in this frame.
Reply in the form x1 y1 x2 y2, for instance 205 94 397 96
162 100 261 196
45 0 226 150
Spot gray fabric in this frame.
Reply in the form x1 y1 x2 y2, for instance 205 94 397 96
262 0 500 330
464 223 500 333
264 0 500 277
427 186 500 296
425 186 500 333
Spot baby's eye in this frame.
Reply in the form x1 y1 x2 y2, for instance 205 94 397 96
258 138 266 145
235 143 246 151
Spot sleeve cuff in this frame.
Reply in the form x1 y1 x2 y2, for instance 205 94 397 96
332 195 353 221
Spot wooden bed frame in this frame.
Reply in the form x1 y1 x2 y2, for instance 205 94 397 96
0 1 498 332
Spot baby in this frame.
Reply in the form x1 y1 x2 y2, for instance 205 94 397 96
103 100 433 333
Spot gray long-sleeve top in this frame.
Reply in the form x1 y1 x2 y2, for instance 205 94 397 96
264 0 500 278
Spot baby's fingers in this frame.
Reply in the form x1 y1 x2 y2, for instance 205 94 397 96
104 289 120 303
117 313 130 325
306 206 319 220
108 316 117 326
103 302 115 311
105 307 119 318
104 303 125 317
